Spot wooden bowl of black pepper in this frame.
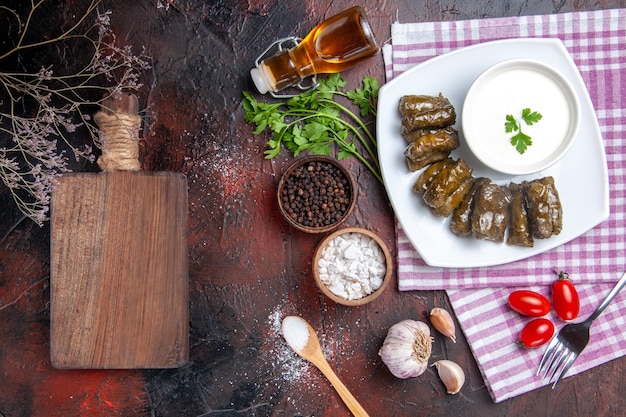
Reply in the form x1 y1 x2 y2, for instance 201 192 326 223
277 156 356 234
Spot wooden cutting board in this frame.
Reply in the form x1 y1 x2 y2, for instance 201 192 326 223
50 95 189 369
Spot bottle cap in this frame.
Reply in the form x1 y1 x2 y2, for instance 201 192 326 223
250 67 271 94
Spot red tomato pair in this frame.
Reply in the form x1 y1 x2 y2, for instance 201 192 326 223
508 272 580 320
508 291 554 348
508 271 580 348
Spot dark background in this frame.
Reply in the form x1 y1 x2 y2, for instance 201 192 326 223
1 1 624 416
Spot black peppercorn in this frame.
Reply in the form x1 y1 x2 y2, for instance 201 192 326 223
281 160 352 229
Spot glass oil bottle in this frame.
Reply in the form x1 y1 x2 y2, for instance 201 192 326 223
250 6 378 96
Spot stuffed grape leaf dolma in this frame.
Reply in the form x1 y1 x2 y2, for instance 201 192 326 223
402 127 437 143
400 94 456 135
525 176 563 239
471 182 510 242
432 175 474 218
413 158 454 194
398 93 453 116
450 177 490 237
401 107 456 135
422 158 473 216
507 182 534 247
404 127 460 171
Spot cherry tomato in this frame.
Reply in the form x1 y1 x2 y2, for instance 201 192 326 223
508 290 550 317
518 318 555 349
552 271 580 321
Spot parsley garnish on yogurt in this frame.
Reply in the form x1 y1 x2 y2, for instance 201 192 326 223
505 108 543 154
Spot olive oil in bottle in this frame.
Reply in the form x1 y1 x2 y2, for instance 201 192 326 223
250 6 378 95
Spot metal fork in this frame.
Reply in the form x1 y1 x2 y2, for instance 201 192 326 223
537 271 626 388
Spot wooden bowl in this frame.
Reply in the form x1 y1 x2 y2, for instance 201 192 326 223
277 156 356 234
312 227 392 306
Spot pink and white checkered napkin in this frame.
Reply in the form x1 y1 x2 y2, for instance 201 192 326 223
383 9 626 402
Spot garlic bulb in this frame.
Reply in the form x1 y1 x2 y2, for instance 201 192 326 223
432 360 465 394
378 319 433 379
430 307 456 343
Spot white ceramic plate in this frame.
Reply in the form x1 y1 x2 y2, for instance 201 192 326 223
377 38 609 268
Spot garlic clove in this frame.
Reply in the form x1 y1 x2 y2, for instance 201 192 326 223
432 360 465 394
430 307 457 343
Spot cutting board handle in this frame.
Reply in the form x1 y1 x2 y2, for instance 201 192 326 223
95 92 141 171
103 92 139 115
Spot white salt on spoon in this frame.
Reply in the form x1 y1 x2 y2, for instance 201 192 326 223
281 316 370 417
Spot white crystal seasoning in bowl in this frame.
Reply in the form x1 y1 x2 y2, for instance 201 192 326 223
462 58 580 175
312 227 392 306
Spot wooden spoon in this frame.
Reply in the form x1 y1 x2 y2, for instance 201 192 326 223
281 316 370 417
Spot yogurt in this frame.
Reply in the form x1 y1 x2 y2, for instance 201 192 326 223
462 59 580 175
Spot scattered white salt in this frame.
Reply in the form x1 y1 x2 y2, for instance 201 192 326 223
265 305 311 388
281 316 310 352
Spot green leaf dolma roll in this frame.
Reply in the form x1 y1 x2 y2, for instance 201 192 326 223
450 177 490 237
401 106 456 135
507 182 534 247
525 176 563 239
413 158 454 194
423 158 473 212
404 127 460 171
399 93 456 135
398 93 453 116
471 182 510 242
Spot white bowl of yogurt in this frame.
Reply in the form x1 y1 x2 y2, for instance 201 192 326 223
462 59 580 176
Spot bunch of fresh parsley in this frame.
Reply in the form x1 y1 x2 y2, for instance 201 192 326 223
505 108 543 154
242 74 382 183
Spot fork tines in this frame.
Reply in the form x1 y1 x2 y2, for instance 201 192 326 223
536 336 577 388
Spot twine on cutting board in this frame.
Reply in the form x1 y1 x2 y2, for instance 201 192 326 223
94 93 141 171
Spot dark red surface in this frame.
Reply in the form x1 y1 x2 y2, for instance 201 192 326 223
1 1 626 416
